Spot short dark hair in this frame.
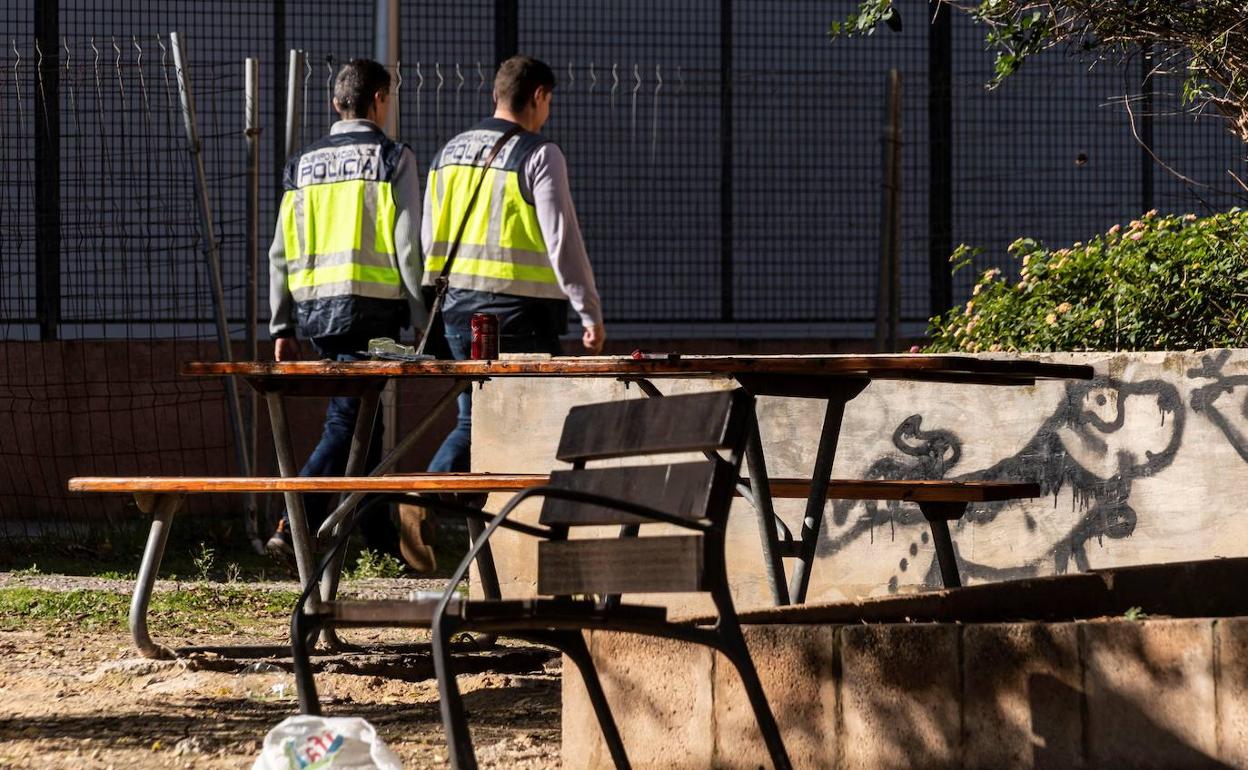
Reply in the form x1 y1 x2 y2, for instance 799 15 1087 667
493 55 556 113
334 58 391 118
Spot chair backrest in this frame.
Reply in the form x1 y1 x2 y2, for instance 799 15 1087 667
536 389 752 597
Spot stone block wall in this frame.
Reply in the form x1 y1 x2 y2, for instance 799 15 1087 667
563 618 1248 769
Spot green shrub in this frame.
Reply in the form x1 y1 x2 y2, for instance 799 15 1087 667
345 549 406 580
927 209 1248 352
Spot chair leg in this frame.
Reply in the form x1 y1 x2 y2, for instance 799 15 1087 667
717 623 792 770
291 609 324 716
433 618 478 770
558 631 632 770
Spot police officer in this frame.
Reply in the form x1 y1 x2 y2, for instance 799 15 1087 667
397 56 605 571
265 58 425 564
422 54 604 473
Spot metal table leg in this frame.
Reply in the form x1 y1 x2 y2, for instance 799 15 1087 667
129 492 183 659
266 391 318 592
312 378 502 603
743 415 792 606
316 380 474 539
318 388 382 648
919 501 966 588
466 517 502 601
787 397 850 604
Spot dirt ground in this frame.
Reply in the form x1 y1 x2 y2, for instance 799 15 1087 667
0 576 563 770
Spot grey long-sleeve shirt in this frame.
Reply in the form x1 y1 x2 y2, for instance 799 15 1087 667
268 119 426 338
420 141 603 329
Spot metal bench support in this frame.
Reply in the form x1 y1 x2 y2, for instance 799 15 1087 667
129 492 183 659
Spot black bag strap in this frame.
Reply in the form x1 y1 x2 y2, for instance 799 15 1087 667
415 125 523 355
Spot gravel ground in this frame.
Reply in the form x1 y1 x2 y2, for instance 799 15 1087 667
0 574 563 769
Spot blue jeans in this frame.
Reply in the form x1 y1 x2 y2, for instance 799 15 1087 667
427 328 562 473
281 344 398 555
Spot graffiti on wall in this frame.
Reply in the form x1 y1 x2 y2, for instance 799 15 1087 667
816 356 1248 590
1190 350 1248 463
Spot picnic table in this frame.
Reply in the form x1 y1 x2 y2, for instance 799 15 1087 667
187 355 1092 597
71 354 1093 657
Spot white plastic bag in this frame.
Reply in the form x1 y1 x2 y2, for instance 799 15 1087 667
252 715 403 770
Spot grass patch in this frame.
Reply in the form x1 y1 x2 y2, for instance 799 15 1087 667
0 585 299 634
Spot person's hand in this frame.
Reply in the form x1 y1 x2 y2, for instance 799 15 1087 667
582 324 606 355
274 336 301 362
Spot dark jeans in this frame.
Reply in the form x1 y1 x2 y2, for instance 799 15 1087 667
280 336 399 557
427 326 562 473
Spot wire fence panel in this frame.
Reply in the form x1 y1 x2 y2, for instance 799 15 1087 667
0 34 242 541
1 2 1246 542
523 1 724 323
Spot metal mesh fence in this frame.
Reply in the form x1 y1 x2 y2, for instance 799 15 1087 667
0 1 1246 540
6 2 1246 336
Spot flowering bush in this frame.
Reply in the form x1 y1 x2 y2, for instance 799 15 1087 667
926 209 1248 352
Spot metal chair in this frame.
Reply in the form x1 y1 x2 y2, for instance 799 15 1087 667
290 388 791 770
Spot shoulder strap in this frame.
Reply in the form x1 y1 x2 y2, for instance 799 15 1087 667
416 125 523 355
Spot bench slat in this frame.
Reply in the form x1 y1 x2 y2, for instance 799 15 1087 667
773 479 1040 503
538 535 704 595
540 460 734 526
67 474 547 493
68 475 1039 502
556 390 751 463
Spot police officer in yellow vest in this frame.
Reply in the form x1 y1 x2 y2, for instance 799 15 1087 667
265 58 426 563
422 55 604 478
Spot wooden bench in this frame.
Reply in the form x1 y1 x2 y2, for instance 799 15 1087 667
68 472 1035 660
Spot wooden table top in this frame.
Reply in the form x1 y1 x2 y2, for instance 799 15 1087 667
184 354 1093 385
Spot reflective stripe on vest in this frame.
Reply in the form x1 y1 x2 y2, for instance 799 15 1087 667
280 141 403 304
423 130 564 300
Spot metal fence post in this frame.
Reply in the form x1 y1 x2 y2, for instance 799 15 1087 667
285 48 305 159
34 2 61 341
494 0 518 66
272 0 286 182
928 0 953 319
1140 43 1154 213
876 70 902 352
170 32 254 489
720 0 734 322
243 56 263 551
375 0 401 457
375 0 399 138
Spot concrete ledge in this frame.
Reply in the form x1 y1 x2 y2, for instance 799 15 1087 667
563 617 1248 768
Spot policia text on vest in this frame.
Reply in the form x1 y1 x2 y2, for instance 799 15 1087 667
276 130 413 340
424 125 567 302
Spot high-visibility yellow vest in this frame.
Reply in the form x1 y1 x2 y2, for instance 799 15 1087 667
278 128 408 339
423 120 564 300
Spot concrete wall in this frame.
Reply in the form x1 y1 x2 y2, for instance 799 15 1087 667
472 349 1248 613
562 617 1248 769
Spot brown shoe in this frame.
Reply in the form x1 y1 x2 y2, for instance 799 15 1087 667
398 503 437 574
264 518 297 572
